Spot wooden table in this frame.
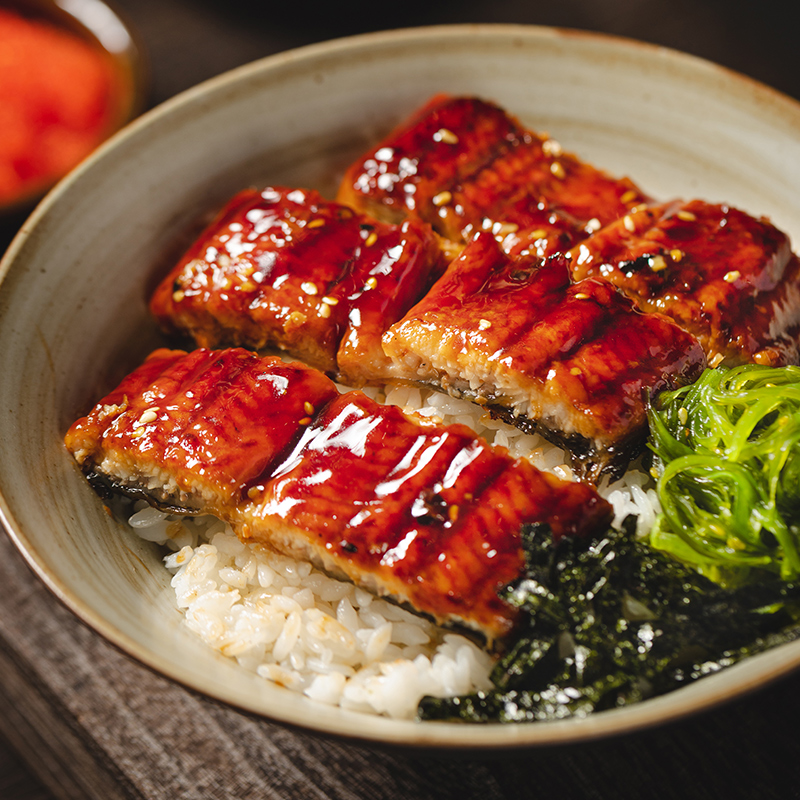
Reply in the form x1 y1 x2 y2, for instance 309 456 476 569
3 1 800 797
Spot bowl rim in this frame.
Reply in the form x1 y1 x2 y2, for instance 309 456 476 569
3 22 800 750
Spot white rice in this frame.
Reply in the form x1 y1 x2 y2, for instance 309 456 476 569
128 383 660 719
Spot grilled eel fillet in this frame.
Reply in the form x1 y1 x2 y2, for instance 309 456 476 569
149 186 704 480
64 347 612 642
382 232 707 481
149 186 445 387
337 94 800 368
567 199 800 367
336 94 651 258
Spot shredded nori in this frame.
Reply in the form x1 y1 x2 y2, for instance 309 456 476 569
418 519 800 723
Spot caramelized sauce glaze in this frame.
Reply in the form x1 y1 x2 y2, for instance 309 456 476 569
337 95 649 257
65 348 612 640
383 232 706 479
149 187 444 385
568 199 800 365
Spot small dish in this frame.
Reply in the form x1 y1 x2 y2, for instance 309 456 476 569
0 0 146 215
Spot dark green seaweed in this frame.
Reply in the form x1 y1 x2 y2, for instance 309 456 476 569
418 520 800 723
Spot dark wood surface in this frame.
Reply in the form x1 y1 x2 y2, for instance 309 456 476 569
3 1 800 798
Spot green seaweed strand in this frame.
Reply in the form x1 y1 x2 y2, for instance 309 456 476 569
647 364 800 583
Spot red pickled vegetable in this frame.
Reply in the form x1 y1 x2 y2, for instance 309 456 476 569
0 8 120 206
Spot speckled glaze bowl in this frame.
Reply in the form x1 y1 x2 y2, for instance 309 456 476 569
2 25 800 749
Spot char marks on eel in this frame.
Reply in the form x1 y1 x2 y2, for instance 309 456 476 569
336 94 650 259
382 232 706 481
567 199 800 367
149 187 445 387
64 348 612 642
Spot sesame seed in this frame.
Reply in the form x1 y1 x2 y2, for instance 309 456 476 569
621 189 639 204
365 231 378 247
586 218 602 233
494 221 519 236
172 290 185 303
574 292 590 300
623 215 635 232
284 311 307 329
542 139 562 156
433 128 459 144
321 296 339 305
676 210 697 222
432 191 452 207
570 367 582 376
550 161 566 179
670 248 684 262
727 536 747 551
307 218 325 229
364 276 378 290
138 409 158 425
301 281 318 295
678 407 688 425
299 416 312 426
304 401 315 415
478 319 492 330
247 486 262 500
318 303 331 318
529 228 548 239
723 270 741 283
99 401 125 420
649 255 668 271
709 352 725 367
448 505 459 523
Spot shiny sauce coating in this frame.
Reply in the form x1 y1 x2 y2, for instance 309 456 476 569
149 187 443 385
383 232 706 479
337 94 650 257
568 199 800 365
65 347 612 640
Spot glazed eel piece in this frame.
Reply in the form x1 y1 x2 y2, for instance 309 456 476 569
149 187 705 480
337 95 800 369
382 232 707 481
64 347 612 642
336 94 651 258
567 199 800 367
149 186 445 387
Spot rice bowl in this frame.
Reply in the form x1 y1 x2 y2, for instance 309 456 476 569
2 25 800 747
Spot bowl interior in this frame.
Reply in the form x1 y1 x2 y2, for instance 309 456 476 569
2 25 800 748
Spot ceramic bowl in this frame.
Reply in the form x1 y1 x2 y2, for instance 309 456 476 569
0 0 146 215
2 25 800 749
